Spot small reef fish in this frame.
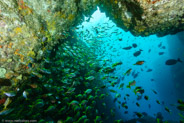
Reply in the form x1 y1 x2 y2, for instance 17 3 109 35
146 69 152 72
4 91 16 97
122 46 132 50
165 58 182 65
132 43 137 48
135 112 143 118
134 61 145 65
144 95 149 100
134 86 144 95
159 52 164 55
118 83 124 89
136 102 140 107
152 90 157 94
165 106 171 113
133 49 143 57
126 80 136 88
124 68 132 76
156 100 160 104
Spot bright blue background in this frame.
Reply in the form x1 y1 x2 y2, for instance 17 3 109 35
75 7 184 122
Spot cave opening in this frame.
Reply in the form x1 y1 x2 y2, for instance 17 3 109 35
73 7 184 122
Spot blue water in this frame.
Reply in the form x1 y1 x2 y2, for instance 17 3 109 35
75 7 184 122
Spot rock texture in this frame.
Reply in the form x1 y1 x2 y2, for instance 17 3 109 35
99 0 184 36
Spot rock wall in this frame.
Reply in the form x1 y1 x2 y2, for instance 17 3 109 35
99 0 184 36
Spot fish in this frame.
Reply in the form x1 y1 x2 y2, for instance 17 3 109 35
146 69 152 72
152 90 157 94
151 79 155 81
119 38 122 41
124 69 132 76
178 113 184 120
177 105 184 111
122 102 128 109
123 46 132 50
121 76 125 81
23 91 29 99
115 94 121 98
148 49 151 53
0 108 14 115
165 58 182 65
178 99 184 104
165 107 171 113
109 89 117 93
85 76 95 81
156 100 160 104
126 94 130 97
84 89 92 94
133 72 139 79
3 98 11 109
132 43 137 48
134 61 145 65
124 111 128 114
100 85 107 89
148 104 151 109
144 96 149 100
4 91 16 97
136 102 140 107
134 87 144 95
158 42 162 47
126 80 136 88
133 49 143 57
118 83 124 89
161 46 166 49
135 112 143 118
112 61 123 67
159 52 164 55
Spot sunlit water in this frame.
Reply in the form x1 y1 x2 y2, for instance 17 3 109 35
75 7 184 122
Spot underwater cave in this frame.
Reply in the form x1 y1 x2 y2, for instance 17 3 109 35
0 0 184 123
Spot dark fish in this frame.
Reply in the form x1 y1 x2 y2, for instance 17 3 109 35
165 58 182 65
135 112 143 118
123 46 132 50
133 49 143 57
119 38 122 41
122 102 128 109
126 94 130 97
0 79 11 86
165 107 171 113
133 72 139 79
159 52 164 55
152 90 157 94
100 85 107 89
124 111 128 114
148 49 151 53
136 102 140 107
156 100 160 104
161 46 166 49
151 79 154 81
148 104 151 109
131 70 135 76
144 96 149 100
121 76 125 81
132 43 137 48
146 69 152 72
158 42 162 47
